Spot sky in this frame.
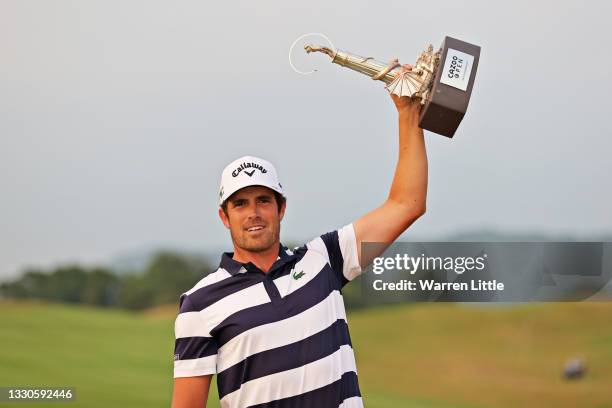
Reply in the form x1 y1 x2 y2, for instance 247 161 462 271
1 0 611 279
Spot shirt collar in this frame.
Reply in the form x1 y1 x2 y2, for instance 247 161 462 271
219 244 294 275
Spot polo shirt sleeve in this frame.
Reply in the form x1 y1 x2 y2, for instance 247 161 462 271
306 223 362 287
173 293 219 378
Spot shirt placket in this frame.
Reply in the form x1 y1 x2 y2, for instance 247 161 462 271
244 263 283 305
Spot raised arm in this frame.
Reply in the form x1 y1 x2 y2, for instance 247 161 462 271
353 80 428 268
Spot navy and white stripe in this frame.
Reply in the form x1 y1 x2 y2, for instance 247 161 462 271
174 224 363 408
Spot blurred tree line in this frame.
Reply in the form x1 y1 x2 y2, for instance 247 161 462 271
0 250 368 310
0 252 211 310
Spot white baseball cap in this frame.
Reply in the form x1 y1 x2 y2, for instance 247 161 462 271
218 156 285 206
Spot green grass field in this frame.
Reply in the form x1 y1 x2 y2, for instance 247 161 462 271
1 300 611 407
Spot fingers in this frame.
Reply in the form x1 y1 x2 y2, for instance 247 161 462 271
392 63 413 79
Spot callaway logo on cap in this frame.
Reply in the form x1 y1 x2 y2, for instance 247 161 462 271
218 155 285 205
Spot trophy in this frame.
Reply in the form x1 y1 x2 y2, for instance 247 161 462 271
305 36 480 138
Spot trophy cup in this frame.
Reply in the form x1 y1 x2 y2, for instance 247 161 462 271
305 36 480 138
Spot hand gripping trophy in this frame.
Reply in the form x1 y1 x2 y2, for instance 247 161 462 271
305 37 481 137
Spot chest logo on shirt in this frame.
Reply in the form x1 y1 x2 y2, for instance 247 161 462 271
292 270 306 280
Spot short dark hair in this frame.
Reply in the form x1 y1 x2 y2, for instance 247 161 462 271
221 191 286 217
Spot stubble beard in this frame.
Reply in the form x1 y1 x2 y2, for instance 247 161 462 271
231 220 280 253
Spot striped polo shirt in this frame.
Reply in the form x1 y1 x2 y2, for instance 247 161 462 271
173 223 364 407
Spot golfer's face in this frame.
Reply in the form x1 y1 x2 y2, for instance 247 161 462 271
223 186 284 253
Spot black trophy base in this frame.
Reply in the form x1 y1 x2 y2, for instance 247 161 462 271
419 36 481 138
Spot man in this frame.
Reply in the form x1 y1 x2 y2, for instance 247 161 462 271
172 80 427 408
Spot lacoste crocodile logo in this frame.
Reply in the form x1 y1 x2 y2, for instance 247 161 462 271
292 270 305 280
244 169 256 177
